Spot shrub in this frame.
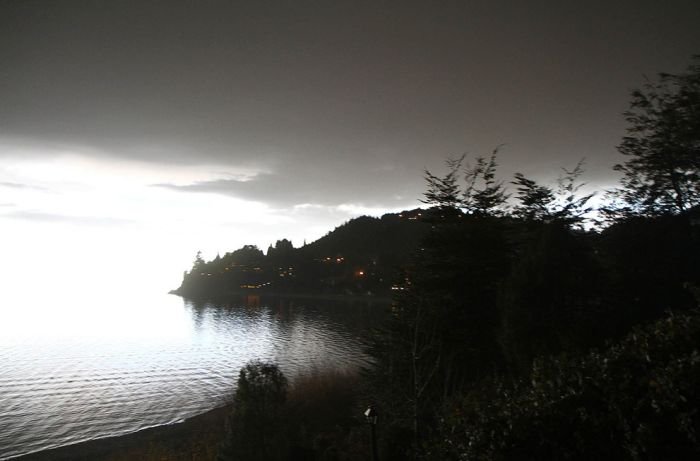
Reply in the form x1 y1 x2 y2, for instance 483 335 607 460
435 310 700 460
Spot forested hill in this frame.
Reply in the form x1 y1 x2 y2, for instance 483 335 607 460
171 209 429 298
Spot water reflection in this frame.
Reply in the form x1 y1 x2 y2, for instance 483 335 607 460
181 295 385 376
0 294 386 459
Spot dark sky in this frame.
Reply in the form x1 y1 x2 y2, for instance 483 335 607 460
2 0 700 210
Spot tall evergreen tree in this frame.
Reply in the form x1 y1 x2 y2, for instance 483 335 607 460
512 160 594 227
368 151 512 458
462 148 510 217
422 155 465 214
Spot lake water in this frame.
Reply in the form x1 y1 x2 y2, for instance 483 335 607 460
0 292 387 460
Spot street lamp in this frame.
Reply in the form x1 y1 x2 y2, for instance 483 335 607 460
364 405 379 461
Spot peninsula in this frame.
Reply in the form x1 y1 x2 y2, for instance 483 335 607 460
171 209 428 299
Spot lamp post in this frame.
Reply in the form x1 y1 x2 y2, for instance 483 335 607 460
364 405 379 461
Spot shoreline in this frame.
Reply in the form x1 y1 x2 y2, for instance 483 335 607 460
169 289 393 304
10 404 231 461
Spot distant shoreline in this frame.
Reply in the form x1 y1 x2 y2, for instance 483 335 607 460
10 404 231 461
169 289 393 304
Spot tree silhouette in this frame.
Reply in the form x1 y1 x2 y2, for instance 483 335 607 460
422 149 509 218
512 160 594 227
462 148 510 217
192 250 205 273
613 56 700 216
422 155 465 213
369 152 512 458
218 361 288 461
511 172 555 221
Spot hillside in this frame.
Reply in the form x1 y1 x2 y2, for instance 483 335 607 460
172 209 429 298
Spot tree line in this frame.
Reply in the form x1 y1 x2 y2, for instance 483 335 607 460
213 57 699 460
174 212 428 298
364 57 700 460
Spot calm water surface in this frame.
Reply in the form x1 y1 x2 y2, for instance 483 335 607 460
0 291 386 460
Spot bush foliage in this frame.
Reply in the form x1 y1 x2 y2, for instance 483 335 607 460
435 310 700 460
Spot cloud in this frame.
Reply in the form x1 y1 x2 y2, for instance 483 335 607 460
153 167 421 209
3 210 135 227
0 181 48 191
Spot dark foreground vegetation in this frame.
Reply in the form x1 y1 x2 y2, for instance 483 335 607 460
213 58 700 460
217 307 700 460
358 58 700 460
217 364 371 461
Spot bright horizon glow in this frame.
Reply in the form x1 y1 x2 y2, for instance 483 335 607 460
0 148 414 340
